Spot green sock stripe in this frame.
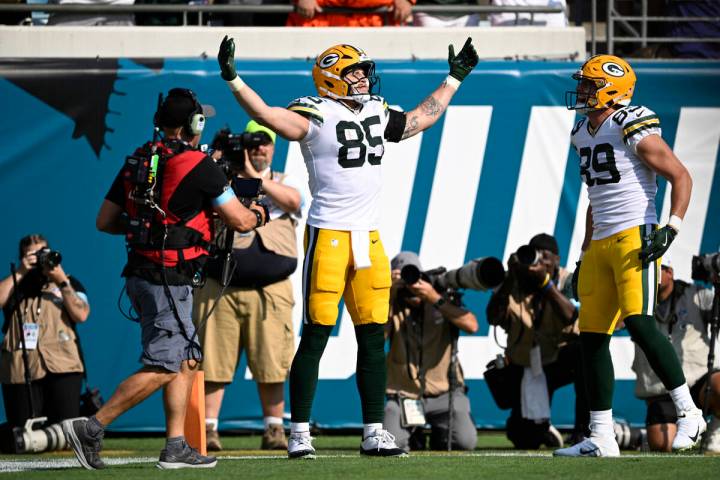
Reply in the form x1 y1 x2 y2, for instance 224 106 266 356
302 226 319 325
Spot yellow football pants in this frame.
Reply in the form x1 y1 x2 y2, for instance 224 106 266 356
302 226 391 326
578 224 660 334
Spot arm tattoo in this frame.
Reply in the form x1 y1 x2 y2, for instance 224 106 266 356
420 95 443 117
401 115 420 140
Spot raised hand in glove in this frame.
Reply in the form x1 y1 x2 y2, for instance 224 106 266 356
639 225 677 264
448 37 479 83
218 35 237 81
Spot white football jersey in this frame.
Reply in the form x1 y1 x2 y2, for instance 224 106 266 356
571 105 662 240
288 95 398 230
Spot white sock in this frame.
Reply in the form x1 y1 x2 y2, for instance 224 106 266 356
669 383 696 414
291 422 310 436
205 418 218 431
264 416 283 429
589 410 614 439
363 423 383 439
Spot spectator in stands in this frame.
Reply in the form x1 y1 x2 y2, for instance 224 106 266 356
486 233 588 449
46 0 135 26
632 258 720 453
412 0 480 27
667 0 720 59
489 0 567 27
287 0 414 27
0 0 29 25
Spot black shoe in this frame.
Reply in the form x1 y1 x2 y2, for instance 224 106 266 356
62 418 106 470
157 442 218 469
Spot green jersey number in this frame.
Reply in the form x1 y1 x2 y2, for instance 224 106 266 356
579 143 621 186
336 115 384 168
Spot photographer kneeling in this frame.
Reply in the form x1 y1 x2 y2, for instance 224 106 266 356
632 257 720 453
486 233 588 449
0 234 89 436
384 252 478 451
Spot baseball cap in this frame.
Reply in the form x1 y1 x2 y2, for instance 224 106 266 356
391 251 422 271
529 233 559 255
156 88 215 129
245 120 277 144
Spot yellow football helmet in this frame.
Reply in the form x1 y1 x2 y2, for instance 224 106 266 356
566 54 636 114
312 44 378 103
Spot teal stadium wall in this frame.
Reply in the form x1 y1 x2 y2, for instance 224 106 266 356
1 59 719 430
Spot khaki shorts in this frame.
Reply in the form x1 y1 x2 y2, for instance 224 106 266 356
193 277 295 383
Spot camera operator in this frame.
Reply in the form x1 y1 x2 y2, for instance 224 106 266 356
0 234 89 430
63 88 267 471
486 233 588 449
632 257 720 453
194 121 304 451
383 252 479 451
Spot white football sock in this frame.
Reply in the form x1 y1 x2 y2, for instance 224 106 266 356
589 410 614 439
669 383 696 414
363 423 383 439
291 422 310 436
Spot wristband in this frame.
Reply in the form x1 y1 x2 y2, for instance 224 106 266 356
668 215 682 233
542 279 555 293
58 280 70 290
539 273 551 290
227 76 246 93
251 208 264 229
433 297 446 309
445 75 461 91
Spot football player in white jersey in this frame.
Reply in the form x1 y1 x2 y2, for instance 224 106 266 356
217 36 478 458
554 55 703 457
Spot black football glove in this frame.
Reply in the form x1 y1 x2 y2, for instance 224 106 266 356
571 260 581 300
639 225 677 264
448 37 479 83
218 35 237 81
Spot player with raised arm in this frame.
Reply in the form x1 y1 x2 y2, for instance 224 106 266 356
217 35 478 458
554 55 703 457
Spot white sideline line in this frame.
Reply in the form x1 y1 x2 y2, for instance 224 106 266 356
1 451 711 472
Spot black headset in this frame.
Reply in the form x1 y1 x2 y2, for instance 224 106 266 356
154 88 206 136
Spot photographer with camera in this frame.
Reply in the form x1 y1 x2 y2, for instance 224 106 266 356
194 121 303 451
486 233 588 449
632 256 720 453
383 252 479 452
62 88 267 471
0 234 89 445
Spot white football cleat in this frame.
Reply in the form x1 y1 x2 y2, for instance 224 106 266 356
704 416 720 454
672 408 707 451
360 429 407 457
287 433 316 459
553 437 620 457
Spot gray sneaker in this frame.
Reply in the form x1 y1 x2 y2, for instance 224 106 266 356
62 418 106 470
157 442 218 469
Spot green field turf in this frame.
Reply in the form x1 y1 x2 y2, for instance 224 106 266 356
1 433 718 479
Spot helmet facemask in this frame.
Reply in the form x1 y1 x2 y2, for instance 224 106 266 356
566 74 607 115
341 61 379 104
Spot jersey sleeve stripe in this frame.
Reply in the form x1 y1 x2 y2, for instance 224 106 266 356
622 123 660 144
623 114 660 133
288 106 324 123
